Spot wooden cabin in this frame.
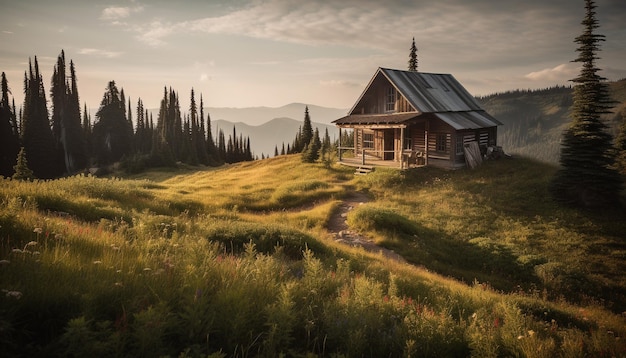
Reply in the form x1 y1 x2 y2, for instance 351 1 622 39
333 67 502 169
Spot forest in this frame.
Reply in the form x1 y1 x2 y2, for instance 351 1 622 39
0 51 255 180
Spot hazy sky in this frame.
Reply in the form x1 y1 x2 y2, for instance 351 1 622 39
1 0 625 111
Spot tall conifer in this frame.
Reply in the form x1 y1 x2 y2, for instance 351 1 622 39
51 52 86 174
301 106 313 152
22 57 58 178
1 72 20 177
408 37 418 72
550 0 622 207
92 81 133 165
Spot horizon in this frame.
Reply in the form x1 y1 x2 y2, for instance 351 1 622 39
2 0 625 112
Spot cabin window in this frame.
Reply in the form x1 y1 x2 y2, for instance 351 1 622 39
386 87 396 112
456 135 464 155
436 134 447 152
404 137 412 151
363 133 374 149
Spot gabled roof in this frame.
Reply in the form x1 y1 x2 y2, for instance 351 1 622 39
334 67 501 129
380 68 487 112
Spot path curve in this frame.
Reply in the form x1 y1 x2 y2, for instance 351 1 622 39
327 192 406 263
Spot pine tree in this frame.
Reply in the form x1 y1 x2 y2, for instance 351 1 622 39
301 106 313 152
321 127 331 160
408 37 418 72
1 72 20 177
12 147 34 181
190 89 209 165
302 127 321 163
22 57 58 178
614 107 626 175
550 0 622 207
51 52 86 174
92 81 133 165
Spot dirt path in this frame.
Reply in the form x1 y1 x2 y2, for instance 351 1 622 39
327 192 406 263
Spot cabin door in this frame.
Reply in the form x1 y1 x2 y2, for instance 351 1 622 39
384 130 394 160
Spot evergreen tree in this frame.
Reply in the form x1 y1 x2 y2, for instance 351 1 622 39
22 57 58 178
301 106 313 152
201 95 219 166
1 72 20 177
217 129 226 163
92 81 133 165
51 52 86 174
190 89 209 165
321 127 332 159
408 37 418 72
302 127 321 163
12 147 34 181
82 103 92 164
550 0 622 207
274 145 279 157
614 107 626 175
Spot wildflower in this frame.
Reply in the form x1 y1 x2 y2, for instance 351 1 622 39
11 249 23 254
143 267 152 271
25 241 37 247
0 260 10 265
114 282 123 287
33 228 43 234
5 290 23 299
528 330 535 337
93 260 102 265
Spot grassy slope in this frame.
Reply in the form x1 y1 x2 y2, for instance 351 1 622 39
1 155 625 356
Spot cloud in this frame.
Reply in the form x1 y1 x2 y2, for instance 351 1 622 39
319 79 360 87
524 63 579 82
2 30 13 34
78 48 123 58
100 5 144 21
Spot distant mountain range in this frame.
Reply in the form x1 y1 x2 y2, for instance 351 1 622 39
205 103 346 157
212 117 341 158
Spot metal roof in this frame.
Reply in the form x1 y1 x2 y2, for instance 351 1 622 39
337 67 501 129
333 112 420 126
379 68 486 113
433 111 502 130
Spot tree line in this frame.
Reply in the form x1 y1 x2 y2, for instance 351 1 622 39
0 50 254 179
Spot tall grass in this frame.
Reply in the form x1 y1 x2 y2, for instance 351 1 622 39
1 155 625 356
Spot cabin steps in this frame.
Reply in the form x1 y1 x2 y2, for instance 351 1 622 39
354 165 374 175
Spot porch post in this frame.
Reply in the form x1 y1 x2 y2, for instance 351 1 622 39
400 127 404 169
338 127 342 162
424 120 429 166
360 129 365 165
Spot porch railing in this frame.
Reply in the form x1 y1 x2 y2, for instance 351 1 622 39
337 146 425 169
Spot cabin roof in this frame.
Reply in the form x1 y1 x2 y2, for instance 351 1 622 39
333 67 501 129
378 68 486 113
334 111 500 130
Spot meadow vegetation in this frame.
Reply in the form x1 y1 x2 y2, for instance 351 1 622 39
1 155 625 357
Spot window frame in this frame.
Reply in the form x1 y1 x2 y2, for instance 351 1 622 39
386 87 396 112
436 133 447 152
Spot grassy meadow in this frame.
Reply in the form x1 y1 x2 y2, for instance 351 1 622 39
1 155 625 357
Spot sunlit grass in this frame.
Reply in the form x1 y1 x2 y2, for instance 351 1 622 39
0 155 625 356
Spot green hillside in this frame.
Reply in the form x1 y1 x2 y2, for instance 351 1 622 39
1 156 625 356
480 79 626 163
